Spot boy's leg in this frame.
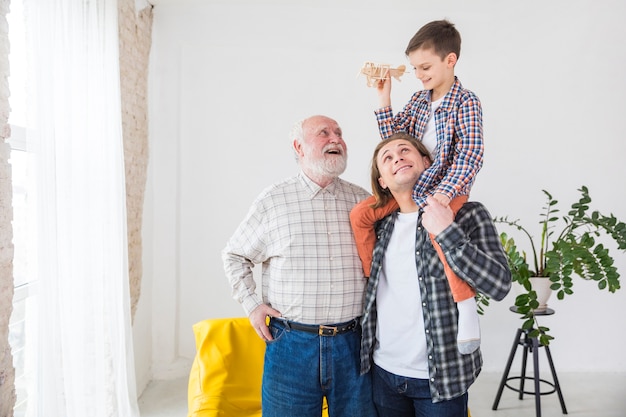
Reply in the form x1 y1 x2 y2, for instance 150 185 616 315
456 297 481 354
432 195 473 301
350 196 399 277
430 195 480 354
430 235 480 354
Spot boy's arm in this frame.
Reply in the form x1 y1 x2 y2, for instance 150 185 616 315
376 72 392 108
436 95 484 199
371 73 394 139
350 196 399 277
375 91 426 140
436 202 512 301
374 106 396 140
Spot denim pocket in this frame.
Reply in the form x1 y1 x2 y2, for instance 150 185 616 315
267 322 287 344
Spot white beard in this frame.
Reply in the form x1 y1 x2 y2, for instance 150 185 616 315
304 154 347 179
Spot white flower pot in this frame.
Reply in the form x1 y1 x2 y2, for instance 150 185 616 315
515 277 553 313
530 277 553 312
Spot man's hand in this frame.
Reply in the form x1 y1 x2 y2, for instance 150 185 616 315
249 304 282 341
421 196 454 236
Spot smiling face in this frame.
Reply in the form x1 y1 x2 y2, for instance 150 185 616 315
375 137 431 195
294 115 347 187
408 47 456 101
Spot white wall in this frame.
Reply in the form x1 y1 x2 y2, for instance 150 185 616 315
138 0 626 381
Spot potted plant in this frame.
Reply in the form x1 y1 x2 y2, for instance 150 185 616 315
484 186 626 345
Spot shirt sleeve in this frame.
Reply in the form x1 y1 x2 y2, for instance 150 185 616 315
222 198 268 315
435 95 484 199
374 92 423 140
374 106 396 140
435 202 511 301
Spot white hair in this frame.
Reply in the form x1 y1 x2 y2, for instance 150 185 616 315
290 118 305 161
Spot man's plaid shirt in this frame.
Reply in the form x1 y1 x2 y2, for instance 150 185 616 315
223 172 371 325
375 77 483 210
360 202 511 402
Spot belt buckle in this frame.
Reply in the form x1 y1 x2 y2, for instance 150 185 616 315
319 325 338 336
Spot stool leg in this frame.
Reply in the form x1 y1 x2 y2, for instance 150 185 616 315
492 328 523 410
519 332 530 400
531 336 542 417
544 344 568 414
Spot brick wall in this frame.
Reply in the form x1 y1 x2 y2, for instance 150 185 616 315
0 0 15 415
118 0 153 321
0 0 153 413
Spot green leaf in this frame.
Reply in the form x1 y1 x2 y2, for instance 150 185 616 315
522 318 534 330
493 185 626 347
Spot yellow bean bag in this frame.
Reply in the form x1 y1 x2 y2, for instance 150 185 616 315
187 317 329 417
188 317 265 417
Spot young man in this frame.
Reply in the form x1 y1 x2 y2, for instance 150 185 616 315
360 133 511 416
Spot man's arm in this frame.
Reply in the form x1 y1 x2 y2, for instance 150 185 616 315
222 199 274 321
431 201 512 301
222 204 284 340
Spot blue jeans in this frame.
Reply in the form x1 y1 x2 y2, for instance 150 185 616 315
262 318 377 417
372 364 468 417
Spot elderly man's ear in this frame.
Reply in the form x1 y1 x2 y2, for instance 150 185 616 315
293 140 304 157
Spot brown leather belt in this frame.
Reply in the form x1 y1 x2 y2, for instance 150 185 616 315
272 317 359 336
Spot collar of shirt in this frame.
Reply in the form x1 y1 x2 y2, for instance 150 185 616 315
298 171 338 199
417 76 464 112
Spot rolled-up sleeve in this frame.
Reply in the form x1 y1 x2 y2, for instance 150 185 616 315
435 202 511 301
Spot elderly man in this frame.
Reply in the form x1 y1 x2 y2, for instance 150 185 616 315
223 115 376 417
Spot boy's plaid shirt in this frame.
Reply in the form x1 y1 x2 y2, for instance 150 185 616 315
375 77 484 210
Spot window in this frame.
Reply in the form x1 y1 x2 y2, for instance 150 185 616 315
8 1 38 416
8 129 37 417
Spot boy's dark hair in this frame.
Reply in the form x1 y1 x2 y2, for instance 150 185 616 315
405 19 461 60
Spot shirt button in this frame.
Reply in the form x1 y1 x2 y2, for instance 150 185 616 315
422 302 426 307
416 251 420 255
425 329 430 334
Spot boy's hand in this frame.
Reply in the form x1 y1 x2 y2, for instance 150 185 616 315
432 192 451 207
422 196 454 236
376 72 392 108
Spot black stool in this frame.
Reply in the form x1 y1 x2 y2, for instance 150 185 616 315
492 307 567 417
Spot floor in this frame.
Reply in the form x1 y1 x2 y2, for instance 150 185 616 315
139 372 626 416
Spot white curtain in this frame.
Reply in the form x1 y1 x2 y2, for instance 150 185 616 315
23 0 139 415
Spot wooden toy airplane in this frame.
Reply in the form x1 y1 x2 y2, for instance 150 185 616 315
358 61 407 87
